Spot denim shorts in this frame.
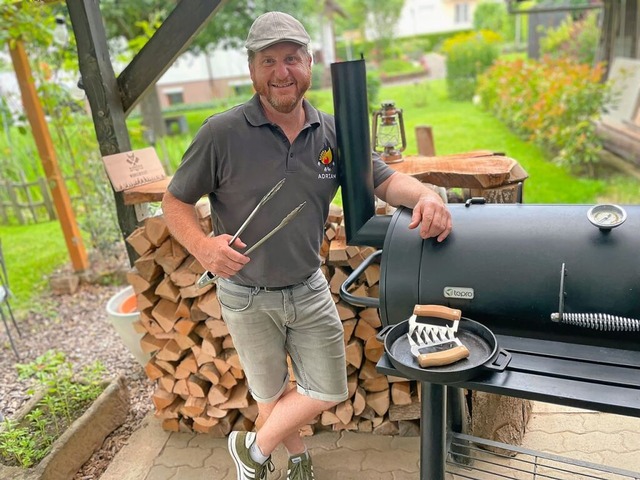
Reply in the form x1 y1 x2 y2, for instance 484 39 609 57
216 269 349 403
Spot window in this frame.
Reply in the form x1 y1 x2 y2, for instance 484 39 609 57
455 2 469 24
166 91 184 105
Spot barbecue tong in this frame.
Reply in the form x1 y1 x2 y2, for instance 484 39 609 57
196 178 306 289
407 304 470 367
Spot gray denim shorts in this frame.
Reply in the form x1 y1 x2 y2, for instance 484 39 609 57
216 269 349 404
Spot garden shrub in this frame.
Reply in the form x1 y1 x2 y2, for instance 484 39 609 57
539 10 600 65
476 56 610 173
442 30 502 101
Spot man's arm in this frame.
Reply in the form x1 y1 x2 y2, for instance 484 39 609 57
161 191 249 278
374 172 452 242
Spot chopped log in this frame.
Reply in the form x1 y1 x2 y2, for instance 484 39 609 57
180 283 212 299
140 334 167 353
391 382 412 406
188 374 210 397
181 396 207 417
398 420 420 437
358 360 379 380
345 340 363 369
201 334 223 358
361 375 389 393
222 335 235 349
137 289 159 311
347 372 358 399
342 319 357 344
175 297 192 318
152 389 177 410
158 375 176 393
207 405 228 419
389 398 421 421
219 370 238 389
321 409 340 426
207 384 230 406
364 263 380 287
355 319 377 342
329 267 348 294
329 236 348 263
175 353 198 379
208 410 239 437
220 384 250 410
347 252 365 271
353 387 366 416
332 420 358 431
144 358 165 380
358 419 373 433
152 299 179 333
174 318 199 336
191 345 215 367
336 301 356 321
359 308 382 329
126 226 153 256
173 378 190 396
156 339 184 362
173 332 199 351
155 358 176 375
230 367 244 380
127 270 153 294
155 237 189 274
162 418 180 432
144 215 170 246
199 363 221 384
132 319 147 335
367 390 390 417
133 250 162 282
226 351 243 371
193 415 219 433
364 336 384 363
373 419 399 436
197 289 222 318
170 262 199 287
335 400 354 425
184 254 205 274
206 318 229 337
212 358 231 375
155 275 180 303
155 397 183 419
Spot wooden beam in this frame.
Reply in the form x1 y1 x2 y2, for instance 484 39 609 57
66 0 138 263
8 39 89 272
118 0 226 115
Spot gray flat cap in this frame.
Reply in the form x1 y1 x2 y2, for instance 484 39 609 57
245 11 311 51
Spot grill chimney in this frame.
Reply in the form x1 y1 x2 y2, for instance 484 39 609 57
331 58 391 248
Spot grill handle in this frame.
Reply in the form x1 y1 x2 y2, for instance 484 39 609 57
340 249 382 308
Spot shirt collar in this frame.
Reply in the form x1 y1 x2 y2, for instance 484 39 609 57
243 93 320 128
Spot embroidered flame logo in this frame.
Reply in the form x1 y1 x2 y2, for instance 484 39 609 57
319 148 333 165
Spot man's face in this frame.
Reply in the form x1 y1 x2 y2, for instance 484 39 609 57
249 42 312 114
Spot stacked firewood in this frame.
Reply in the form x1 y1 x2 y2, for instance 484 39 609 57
125 202 420 436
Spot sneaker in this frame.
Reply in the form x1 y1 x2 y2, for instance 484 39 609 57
287 451 314 480
228 431 275 480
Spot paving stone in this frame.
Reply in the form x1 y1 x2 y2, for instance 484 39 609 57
188 434 226 449
620 430 640 452
390 436 420 453
526 413 586 433
154 445 211 468
145 465 175 480
363 449 419 473
313 446 366 472
203 448 234 469
581 413 640 433
561 431 625 454
338 432 396 451
164 432 194 448
172 465 229 479
337 470 394 479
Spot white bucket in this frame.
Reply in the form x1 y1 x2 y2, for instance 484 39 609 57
106 286 150 367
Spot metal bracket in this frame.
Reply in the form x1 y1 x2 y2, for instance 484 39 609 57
134 203 152 222
551 263 567 322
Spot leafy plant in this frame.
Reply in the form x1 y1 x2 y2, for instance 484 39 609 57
539 10 601 65
442 30 502 101
476 56 611 174
0 350 106 468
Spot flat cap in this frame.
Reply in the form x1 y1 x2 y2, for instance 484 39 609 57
245 11 311 52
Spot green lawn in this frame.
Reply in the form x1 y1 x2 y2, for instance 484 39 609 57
4 77 638 312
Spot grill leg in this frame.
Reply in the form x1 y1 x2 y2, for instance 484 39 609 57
420 382 446 480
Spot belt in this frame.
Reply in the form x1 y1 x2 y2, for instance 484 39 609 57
233 282 302 292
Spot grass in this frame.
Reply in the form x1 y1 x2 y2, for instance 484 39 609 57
2 77 638 313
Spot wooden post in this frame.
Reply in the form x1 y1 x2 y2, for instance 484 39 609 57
415 125 436 156
9 39 89 272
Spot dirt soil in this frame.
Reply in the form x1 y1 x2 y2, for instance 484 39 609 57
0 253 155 480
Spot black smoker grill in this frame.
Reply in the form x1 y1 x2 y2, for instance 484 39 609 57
331 59 640 480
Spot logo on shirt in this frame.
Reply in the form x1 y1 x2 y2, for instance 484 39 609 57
317 143 337 180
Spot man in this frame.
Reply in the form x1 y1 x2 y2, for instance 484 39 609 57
161 11 452 480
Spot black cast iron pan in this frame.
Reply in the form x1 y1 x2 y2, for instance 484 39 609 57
377 315 511 384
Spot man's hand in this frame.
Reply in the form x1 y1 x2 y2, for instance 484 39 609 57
193 234 250 278
407 192 452 242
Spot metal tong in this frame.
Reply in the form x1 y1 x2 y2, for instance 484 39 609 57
407 304 469 367
196 178 306 289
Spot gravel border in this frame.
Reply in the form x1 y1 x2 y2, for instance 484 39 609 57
0 281 155 480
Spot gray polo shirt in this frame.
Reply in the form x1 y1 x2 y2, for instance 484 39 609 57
168 94 394 287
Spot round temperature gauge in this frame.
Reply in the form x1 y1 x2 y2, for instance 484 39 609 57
587 204 627 230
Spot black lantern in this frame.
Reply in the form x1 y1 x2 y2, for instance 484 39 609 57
371 101 407 164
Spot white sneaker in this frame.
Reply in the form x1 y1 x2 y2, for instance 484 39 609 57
228 431 275 480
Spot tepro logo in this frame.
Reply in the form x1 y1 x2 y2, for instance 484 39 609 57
443 287 474 299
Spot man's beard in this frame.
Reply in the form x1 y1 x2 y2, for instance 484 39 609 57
255 77 311 114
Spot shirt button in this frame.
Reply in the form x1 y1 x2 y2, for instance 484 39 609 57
290 153 293 157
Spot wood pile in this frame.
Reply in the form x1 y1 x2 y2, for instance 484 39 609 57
125 202 420 436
